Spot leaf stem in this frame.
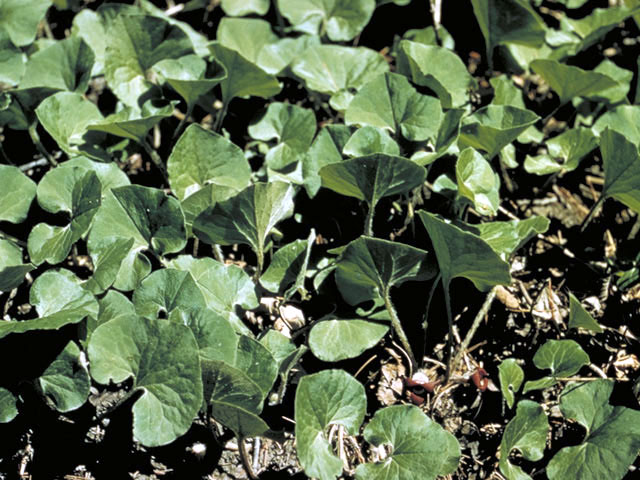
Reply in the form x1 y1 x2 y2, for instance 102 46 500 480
172 104 193 141
212 244 224 264
28 123 56 167
238 437 258 480
383 289 417 370
0 231 27 248
213 101 228 133
451 286 497 375
580 195 605 232
421 272 442 364
364 203 375 237
443 283 454 381
141 138 169 185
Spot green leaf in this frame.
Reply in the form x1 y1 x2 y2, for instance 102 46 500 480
459 105 539 158
180 184 240 235
568 293 603 333
530 59 619 105
319 154 426 235
396 40 475 109
0 30 26 86
598 128 640 214
417 211 511 292
210 43 281 105
0 0 52 47
85 290 136 343
278 0 375 41
345 72 443 142
259 34 320 76
295 370 367 480
499 400 549 480
547 380 640 480
562 6 640 53
585 59 633 104
498 359 524 409
132 268 206 319
87 99 177 144
355 405 460 480
291 44 389 111
152 55 225 109
523 339 590 393
456 147 500 216
474 216 550 260
593 105 640 146
402 25 455 50
309 318 389 362
0 239 33 292
38 341 90 413
217 17 277 66
411 109 465 166
87 186 186 290
0 269 98 339
235 335 279 399
343 126 400 157
470 0 546 65
72 9 107 74
88 315 203 447
194 182 295 274
302 124 353 198
490 74 526 109
248 102 317 170
168 256 258 334
221 0 269 16
65 156 130 192
524 128 597 175
0 387 18 423
85 237 135 295
0 165 36 223
260 230 315 299
36 92 109 161
28 167 101 265
168 124 251 201
20 36 94 92
335 235 435 306
103 14 193 106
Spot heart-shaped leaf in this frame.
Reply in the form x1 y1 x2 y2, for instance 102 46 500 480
396 40 475 108
194 182 295 275
0 165 36 223
355 404 460 480
87 185 186 291
0 269 98 339
345 72 443 142
524 339 590 393
568 293 603 333
248 102 317 170
0 0 52 47
499 400 549 480
343 126 400 157
470 0 546 65
295 369 367 480
209 43 281 106
411 109 466 166
260 230 315 299
168 124 251 201
320 154 426 235
0 31 26 86
547 380 640 480
132 268 206 319
88 314 203 447
459 105 539 158
152 54 225 110
474 216 550 260
498 358 524 409
217 17 277 67
0 387 18 423
20 36 94 92
38 340 90 413
303 124 353 198
309 318 389 362
531 59 619 105
28 166 101 265
278 0 375 41
0 239 33 292
335 235 435 306
563 5 640 54
168 256 258 334
524 127 598 175
597 128 640 215
456 147 500 216
36 92 109 161
593 105 640 146
103 14 193 106
291 44 389 111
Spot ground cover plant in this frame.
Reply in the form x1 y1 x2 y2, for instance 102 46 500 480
1 0 640 478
